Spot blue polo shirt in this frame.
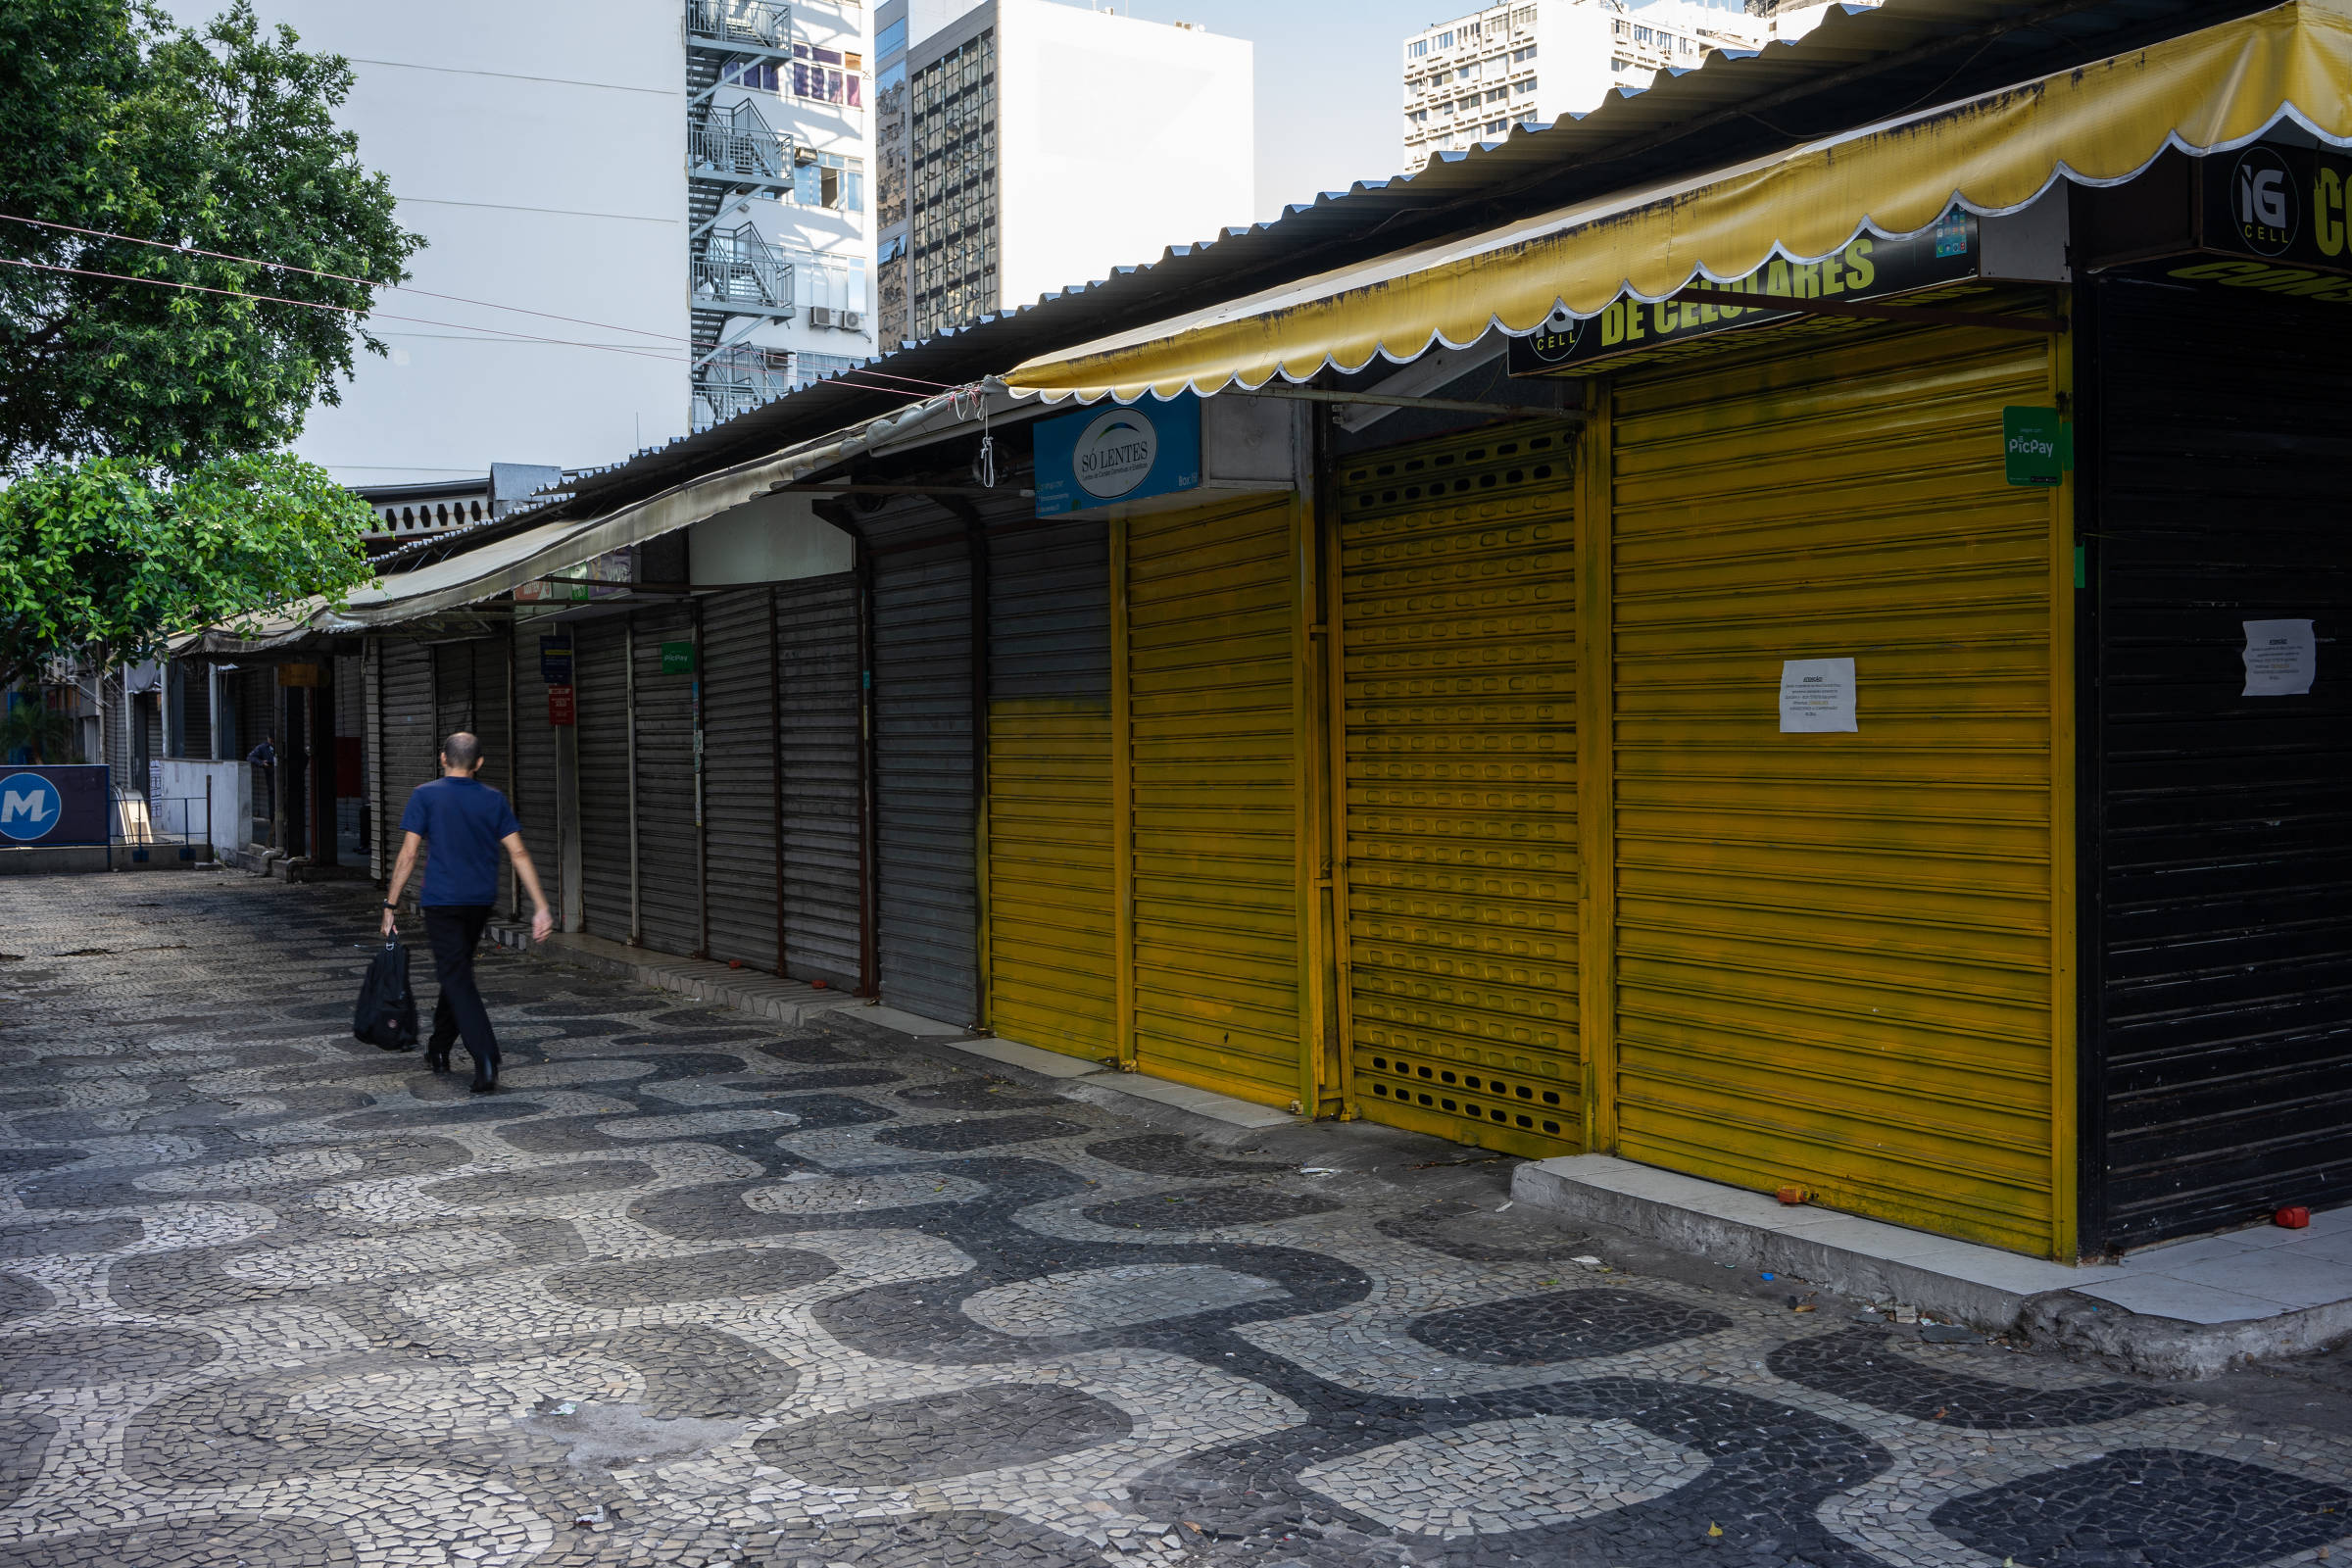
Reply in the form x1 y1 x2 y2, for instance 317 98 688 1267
399 776 520 907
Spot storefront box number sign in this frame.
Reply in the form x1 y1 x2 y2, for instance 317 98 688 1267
2002 406 2071 486
1033 393 1203 516
539 637 574 686
546 685 575 726
661 641 696 675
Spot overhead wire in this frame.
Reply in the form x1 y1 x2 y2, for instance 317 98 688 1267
0 210 688 344
0 256 691 364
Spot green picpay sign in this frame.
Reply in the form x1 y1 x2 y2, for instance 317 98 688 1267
2003 406 2072 486
661 641 696 675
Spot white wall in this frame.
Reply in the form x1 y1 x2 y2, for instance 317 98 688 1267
995 0 1253 312
162 0 688 485
688 495 857 584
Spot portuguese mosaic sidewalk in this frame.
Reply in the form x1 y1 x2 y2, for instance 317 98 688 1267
3 873 2351 1568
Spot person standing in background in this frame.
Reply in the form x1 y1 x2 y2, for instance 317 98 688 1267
380 732 554 1091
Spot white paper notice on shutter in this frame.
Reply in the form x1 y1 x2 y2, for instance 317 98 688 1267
2241 619 2317 697
1779 658 1857 733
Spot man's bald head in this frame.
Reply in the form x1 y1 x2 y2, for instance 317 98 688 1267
442 732 483 774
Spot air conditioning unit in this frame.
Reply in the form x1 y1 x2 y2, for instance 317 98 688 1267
841 311 863 331
808 306 838 327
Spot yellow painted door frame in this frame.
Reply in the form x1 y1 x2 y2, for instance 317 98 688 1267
1110 512 1138 1072
2046 303 2080 1262
1294 484 1335 1116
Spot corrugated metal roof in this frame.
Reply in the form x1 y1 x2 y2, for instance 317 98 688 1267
502 0 2266 534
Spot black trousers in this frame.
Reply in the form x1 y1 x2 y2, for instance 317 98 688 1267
421 905 497 1065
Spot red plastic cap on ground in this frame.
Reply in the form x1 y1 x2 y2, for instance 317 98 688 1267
1776 1186 1810 1206
2276 1206 2311 1229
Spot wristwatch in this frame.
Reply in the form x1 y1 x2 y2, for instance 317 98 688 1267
383 902 398 909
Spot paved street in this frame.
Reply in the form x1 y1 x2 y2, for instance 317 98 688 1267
2 874 2350 1568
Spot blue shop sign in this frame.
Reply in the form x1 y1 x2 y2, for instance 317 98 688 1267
1033 394 1201 516
0 764 111 847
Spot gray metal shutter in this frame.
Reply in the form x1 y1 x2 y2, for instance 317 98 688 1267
631 604 702 956
179 663 211 758
702 588 780 969
433 642 472 738
365 642 382 875
776 572 865 990
377 641 437 873
573 619 632 937
513 620 564 919
2087 276 2352 1249
868 499 981 1025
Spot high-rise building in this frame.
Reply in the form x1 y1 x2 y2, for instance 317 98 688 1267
1401 0 1863 172
875 0 1251 347
686 0 879 428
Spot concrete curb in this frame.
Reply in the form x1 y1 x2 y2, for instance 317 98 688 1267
1513 1153 2352 1379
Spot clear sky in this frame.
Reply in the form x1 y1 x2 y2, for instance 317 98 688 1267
1110 0 1463 224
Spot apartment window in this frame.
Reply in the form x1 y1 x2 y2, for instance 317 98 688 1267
1634 25 1652 42
1512 44 1536 61
1483 118 1508 134
1409 37 1429 57
796 150 866 212
1438 29 1453 46
909 28 998 338
1511 5 1536 26
723 59 782 92
1515 77 1536 92
1485 86 1507 103
1610 54 1630 69
1613 19 1629 35
793 42 863 107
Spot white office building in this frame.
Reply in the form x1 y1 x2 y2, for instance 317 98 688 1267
874 0 1251 345
1402 0 1865 172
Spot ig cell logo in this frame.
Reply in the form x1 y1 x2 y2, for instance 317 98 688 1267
2232 146 2298 256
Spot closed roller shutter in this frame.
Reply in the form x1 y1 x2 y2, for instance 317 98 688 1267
364 643 381 875
776 572 864 989
1336 425 1582 1156
987 516 1114 1059
1608 323 2061 1254
469 638 514 906
2088 279 2352 1247
870 499 980 1025
1126 495 1301 1106
631 604 703 956
378 640 436 871
433 642 473 737
513 620 564 919
702 588 781 970
179 663 211 759
573 619 632 938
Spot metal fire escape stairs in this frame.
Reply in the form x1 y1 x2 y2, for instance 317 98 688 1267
686 0 800 419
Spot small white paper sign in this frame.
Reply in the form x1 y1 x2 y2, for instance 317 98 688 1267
1780 657 1857 733
2242 619 2317 697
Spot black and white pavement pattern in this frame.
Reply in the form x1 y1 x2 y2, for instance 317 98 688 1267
2 875 2349 1568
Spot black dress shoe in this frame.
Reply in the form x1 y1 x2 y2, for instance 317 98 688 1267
426 1046 452 1074
468 1057 499 1094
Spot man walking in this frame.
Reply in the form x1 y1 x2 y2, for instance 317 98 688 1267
380 732 554 1092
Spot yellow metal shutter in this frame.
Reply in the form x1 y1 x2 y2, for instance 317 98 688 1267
1606 324 2063 1254
1125 495 1302 1106
1334 424 1583 1156
986 516 1116 1061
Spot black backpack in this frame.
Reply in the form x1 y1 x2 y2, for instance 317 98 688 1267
353 940 418 1052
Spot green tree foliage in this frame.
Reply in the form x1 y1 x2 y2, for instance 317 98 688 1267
0 697 78 763
0 453 375 690
0 0 422 470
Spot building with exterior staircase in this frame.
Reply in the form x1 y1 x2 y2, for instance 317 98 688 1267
688 0 878 428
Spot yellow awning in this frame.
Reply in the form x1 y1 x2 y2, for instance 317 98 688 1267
1007 0 2352 401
